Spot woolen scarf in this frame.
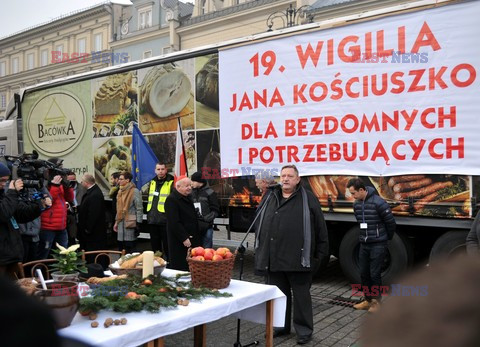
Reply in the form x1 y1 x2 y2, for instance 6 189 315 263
116 182 135 222
255 185 312 268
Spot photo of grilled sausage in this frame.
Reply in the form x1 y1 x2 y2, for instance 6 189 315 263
392 177 433 193
388 175 426 188
398 191 439 212
394 181 453 201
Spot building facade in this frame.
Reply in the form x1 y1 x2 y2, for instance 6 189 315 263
0 0 426 118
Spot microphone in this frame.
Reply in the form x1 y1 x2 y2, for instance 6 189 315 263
267 183 282 189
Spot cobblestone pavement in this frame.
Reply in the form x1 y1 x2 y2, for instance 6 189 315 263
152 228 367 347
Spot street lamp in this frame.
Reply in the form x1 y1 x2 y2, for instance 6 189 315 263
266 4 314 32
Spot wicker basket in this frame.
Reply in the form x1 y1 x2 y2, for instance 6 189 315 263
187 252 236 289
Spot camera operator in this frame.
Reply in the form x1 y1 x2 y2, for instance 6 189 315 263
0 162 48 278
38 158 74 259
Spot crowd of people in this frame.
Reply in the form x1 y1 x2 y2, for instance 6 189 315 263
0 159 222 279
5 155 480 345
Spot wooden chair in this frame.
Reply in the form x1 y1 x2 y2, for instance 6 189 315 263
81 250 126 267
17 259 58 280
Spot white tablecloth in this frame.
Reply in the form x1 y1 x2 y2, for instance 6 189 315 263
58 269 286 347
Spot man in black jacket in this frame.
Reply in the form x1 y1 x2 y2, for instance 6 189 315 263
347 178 396 313
0 162 45 278
78 174 107 258
254 165 329 345
190 171 219 248
165 177 200 271
145 163 174 260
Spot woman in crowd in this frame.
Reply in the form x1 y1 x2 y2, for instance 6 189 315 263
113 172 142 254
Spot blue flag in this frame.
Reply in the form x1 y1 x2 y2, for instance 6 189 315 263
132 123 158 189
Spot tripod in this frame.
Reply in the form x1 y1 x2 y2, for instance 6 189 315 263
233 190 275 347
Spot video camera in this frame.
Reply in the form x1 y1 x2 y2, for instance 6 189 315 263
3 150 72 189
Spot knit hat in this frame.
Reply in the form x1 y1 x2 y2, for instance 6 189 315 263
191 171 207 185
0 162 11 177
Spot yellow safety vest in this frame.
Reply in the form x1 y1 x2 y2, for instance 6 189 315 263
147 180 173 213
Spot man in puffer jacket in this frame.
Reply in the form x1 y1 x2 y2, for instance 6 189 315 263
38 173 74 259
347 178 396 313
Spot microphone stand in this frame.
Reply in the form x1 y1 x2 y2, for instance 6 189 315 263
233 189 275 347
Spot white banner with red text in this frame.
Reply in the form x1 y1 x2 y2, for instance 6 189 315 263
219 1 480 177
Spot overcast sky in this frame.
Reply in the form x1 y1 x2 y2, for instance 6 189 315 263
0 0 107 38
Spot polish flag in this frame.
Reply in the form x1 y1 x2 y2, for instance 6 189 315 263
174 119 187 181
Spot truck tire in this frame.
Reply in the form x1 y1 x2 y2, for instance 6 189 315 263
339 226 412 285
429 230 468 263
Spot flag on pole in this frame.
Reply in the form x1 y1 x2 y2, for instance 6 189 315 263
174 118 188 180
132 123 159 189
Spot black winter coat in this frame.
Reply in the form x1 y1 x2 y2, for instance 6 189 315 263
165 190 200 271
0 189 42 265
254 186 329 272
352 186 396 243
466 210 480 255
78 184 107 246
190 184 220 233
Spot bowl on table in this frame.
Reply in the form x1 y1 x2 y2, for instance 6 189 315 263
108 264 166 277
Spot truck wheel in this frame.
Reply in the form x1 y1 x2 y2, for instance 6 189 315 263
339 227 412 285
429 230 468 263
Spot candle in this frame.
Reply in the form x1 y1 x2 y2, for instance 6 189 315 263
142 251 154 278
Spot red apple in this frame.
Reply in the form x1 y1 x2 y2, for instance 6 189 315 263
224 251 233 259
215 248 227 257
204 250 214 261
194 255 205 261
191 247 205 257
212 254 224 261
204 248 215 254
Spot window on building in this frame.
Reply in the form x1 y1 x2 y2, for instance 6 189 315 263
12 58 19 74
41 49 48 66
143 50 152 59
94 33 103 51
201 0 206 14
78 38 86 54
56 44 64 54
138 6 152 29
27 53 35 70
162 47 172 55
0 62 5 77
0 93 6 109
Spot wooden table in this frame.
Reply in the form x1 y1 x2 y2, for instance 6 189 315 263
59 269 286 347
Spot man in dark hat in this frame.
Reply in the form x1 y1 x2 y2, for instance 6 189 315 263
190 171 220 248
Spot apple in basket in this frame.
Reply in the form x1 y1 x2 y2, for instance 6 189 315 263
212 254 223 261
191 247 234 261
204 250 214 261
191 247 205 257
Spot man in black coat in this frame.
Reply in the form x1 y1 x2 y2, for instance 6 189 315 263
190 171 220 248
347 177 396 313
0 162 46 278
165 177 200 271
254 165 329 345
78 173 107 257
466 209 480 255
